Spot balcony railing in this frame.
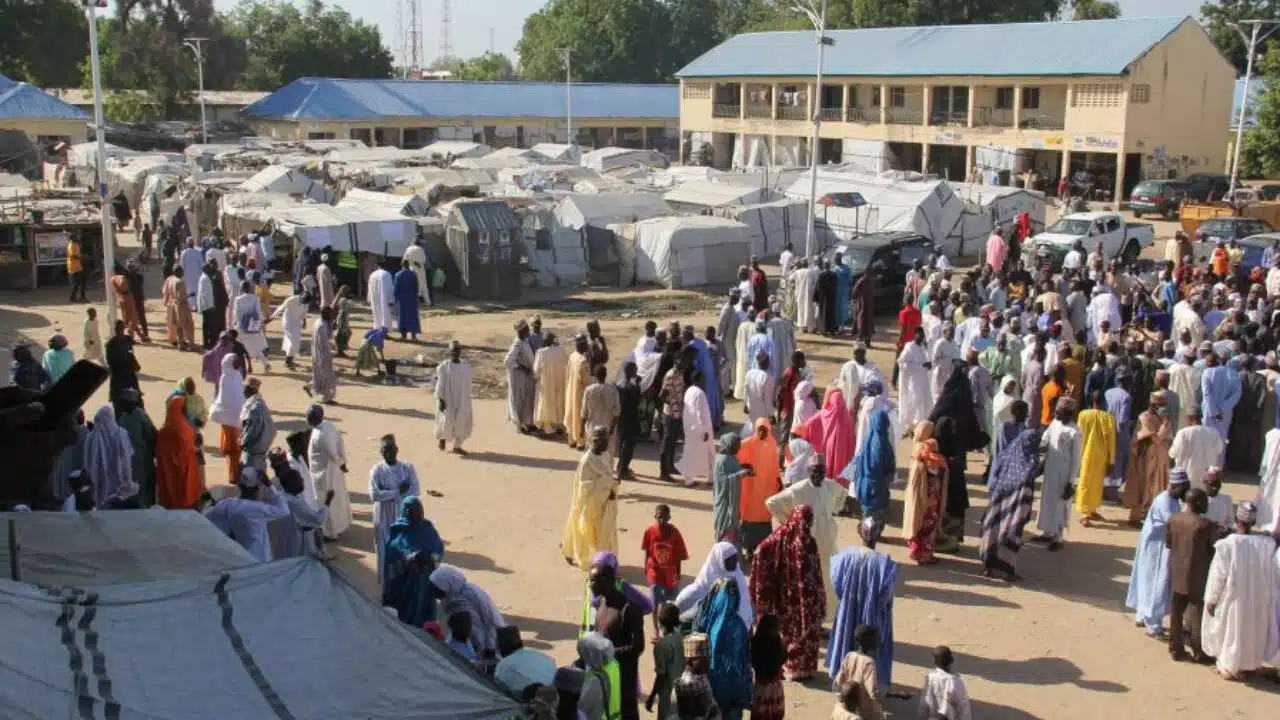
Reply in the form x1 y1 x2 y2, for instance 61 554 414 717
818 107 842 122
847 107 879 123
886 107 923 124
778 105 808 121
712 104 741 118
975 107 1015 127
1021 114 1065 131
744 105 772 119
929 110 969 126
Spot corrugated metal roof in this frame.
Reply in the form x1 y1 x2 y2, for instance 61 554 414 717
244 78 679 122
451 200 521 233
0 73 90 122
677 16 1191 79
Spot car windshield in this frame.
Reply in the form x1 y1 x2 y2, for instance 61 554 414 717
838 248 875 270
1133 181 1164 195
1046 218 1093 235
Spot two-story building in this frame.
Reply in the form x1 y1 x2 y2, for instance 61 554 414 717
676 16 1235 201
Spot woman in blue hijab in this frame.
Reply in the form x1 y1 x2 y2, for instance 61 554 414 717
846 408 896 545
381 495 445 627
694 579 753 720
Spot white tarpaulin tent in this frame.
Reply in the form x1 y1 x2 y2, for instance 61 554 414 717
107 157 188 211
522 205 586 288
0 558 524 720
840 139 895 175
239 166 331 203
714 199 811 259
420 141 492 159
663 181 773 212
274 205 416 257
555 192 670 231
618 215 752 288
529 143 580 163
337 187 430 217
580 147 669 172
783 171 971 255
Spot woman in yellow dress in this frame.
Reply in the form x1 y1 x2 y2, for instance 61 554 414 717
1074 389 1116 527
562 427 619 566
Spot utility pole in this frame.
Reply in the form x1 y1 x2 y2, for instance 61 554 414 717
438 0 453 64
183 37 208 144
558 48 573 147
794 0 831 258
1229 19 1279 195
83 0 115 326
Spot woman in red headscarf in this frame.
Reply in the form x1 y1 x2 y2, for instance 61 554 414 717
902 422 951 565
749 505 826 683
155 394 202 509
804 388 856 486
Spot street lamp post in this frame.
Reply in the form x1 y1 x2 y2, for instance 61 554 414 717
558 48 573 148
84 0 115 326
794 1 830 259
183 37 209 144
1228 20 1279 196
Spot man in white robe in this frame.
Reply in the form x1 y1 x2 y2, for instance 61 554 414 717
1258 426 1280 532
231 284 271 371
1169 409 1226 489
741 352 775 436
368 434 419 584
793 260 819 333
930 323 960 398
1201 502 1280 681
1168 349 1202 431
716 291 742 391
855 379 897 453
534 333 568 434
733 313 755 400
268 291 306 369
1038 401 1083 545
897 327 932 431
765 460 849 619
1085 289 1122 344
179 239 204 309
366 264 395 332
435 341 474 453
306 405 352 540
677 377 715 485
317 257 336 309
403 241 431 306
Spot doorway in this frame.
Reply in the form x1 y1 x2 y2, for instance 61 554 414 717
1123 153 1142 200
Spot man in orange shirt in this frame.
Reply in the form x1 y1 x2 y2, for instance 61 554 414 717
1041 365 1067 428
66 236 87 302
737 418 782 564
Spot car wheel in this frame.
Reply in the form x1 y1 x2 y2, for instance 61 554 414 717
1133 211 1142 219
1122 240 1140 264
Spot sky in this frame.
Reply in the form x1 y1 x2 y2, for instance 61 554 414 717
210 0 1209 64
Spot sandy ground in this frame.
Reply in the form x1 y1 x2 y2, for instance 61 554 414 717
3 216 1278 719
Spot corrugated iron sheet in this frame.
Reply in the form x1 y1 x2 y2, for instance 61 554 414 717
452 201 520 233
678 16 1190 78
0 74 90 121
245 78 678 122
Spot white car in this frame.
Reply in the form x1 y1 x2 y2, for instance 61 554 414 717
1032 211 1156 267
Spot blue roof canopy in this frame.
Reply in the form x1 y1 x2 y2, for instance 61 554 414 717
678 16 1191 79
245 78 679 122
0 73 89 122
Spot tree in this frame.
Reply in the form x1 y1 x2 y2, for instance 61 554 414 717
1070 0 1121 20
1202 0 1280 74
665 0 727 73
0 0 88 87
447 53 518 81
1241 47 1280 177
226 0 394 90
518 0 673 83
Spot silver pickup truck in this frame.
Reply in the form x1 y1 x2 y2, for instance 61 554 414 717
1032 211 1156 268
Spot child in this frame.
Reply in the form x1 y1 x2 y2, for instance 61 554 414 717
832 625 884 720
445 605 478 665
354 326 388 377
333 286 352 356
749 614 786 720
645 602 684 719
82 307 104 364
640 504 688 633
919 646 971 720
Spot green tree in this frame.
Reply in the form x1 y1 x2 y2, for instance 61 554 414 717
0 0 88 87
226 0 394 90
1241 47 1280 177
447 53 519 81
1202 0 1280 75
665 0 727 72
518 0 673 83
1070 0 1121 20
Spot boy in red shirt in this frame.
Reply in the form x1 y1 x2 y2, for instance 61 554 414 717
640 504 688 633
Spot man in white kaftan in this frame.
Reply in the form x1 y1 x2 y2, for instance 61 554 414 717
1169 410 1226 489
930 324 960 398
269 292 306 365
733 316 755 400
794 261 819 332
1258 427 1280 532
307 406 352 539
403 242 431 305
1168 352 1202 431
231 288 271 371
179 241 204 308
741 353 775 437
369 434 420 584
1038 408 1083 542
366 265 395 332
897 328 932 431
677 383 715 482
765 463 849 620
317 258 335 309
716 291 742 391
1085 289 1122 344
435 341 474 452
534 334 569 433
1201 503 1280 679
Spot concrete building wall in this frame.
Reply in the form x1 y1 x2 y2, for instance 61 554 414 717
248 116 677 151
0 119 88 143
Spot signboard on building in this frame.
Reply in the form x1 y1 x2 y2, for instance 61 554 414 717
35 231 70 267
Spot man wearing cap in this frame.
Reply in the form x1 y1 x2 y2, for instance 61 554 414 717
1200 350 1241 467
898 327 933 432
506 319 538 435
1168 346 1201 431
1169 408 1224 490
307 404 352 540
317 253 335 309
1125 470 1190 638
239 378 275 475
1202 501 1280 681
1166 487 1215 662
204 467 291 563
435 341 474 454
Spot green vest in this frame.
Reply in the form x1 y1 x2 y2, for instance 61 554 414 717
337 251 358 270
590 661 622 720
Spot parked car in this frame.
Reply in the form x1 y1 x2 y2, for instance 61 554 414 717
1031 211 1156 268
1129 179 1191 219
1191 217 1275 263
823 231 935 313
1184 173 1232 202
1236 232 1280 273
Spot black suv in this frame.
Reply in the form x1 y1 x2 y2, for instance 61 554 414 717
823 232 936 313
1185 173 1232 202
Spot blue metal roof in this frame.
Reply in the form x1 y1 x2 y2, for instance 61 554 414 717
244 78 679 122
678 16 1192 79
0 73 90 121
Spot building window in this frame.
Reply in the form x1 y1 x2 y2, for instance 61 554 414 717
1070 84 1123 108
402 127 435 149
307 132 336 140
995 87 1014 110
1021 87 1041 110
890 86 905 108
870 86 881 107
848 86 857 107
682 82 711 99
1130 84 1150 104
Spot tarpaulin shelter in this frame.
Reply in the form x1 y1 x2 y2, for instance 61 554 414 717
445 200 523 300
580 147 669 172
106 156 188 213
614 215 752 288
529 143 580 163
554 192 670 231
662 181 773 213
714 199 811 259
337 187 430 217
239 166 331 204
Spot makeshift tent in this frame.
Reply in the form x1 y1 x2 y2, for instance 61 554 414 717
65 141 142 169
275 205 416 257
840 139 895 175
420 141 492 160
529 143 580 163
492 164 598 196
580 147 669 172
337 187 430 217
554 192 670 231
617 215 752 288
714 199 810 259
239 166 331 203
0 510 253 586
0 557 525 719
521 204 586 288
445 200 523 300
217 191 305 240
663 181 772 212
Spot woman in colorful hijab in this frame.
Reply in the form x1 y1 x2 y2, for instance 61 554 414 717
712 433 749 544
748 506 825 680
978 428 1042 581
804 388 855 484
902 422 950 565
201 331 234 387
676 541 752 628
694 579 753 720
382 495 445 627
843 408 895 545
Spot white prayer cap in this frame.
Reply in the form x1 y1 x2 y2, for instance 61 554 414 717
1168 470 1190 486
1236 501 1258 524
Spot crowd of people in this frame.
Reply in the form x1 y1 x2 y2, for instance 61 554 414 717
8 216 1280 718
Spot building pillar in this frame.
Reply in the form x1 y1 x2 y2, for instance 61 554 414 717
967 83 977 128
740 84 746 119
965 144 975 181
1114 152 1126 206
1061 149 1072 187
879 83 889 124
771 82 779 120
922 143 931 174
842 84 850 121
1013 85 1023 129
922 84 932 126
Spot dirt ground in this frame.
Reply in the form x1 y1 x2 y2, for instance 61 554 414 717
3 217 1277 719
